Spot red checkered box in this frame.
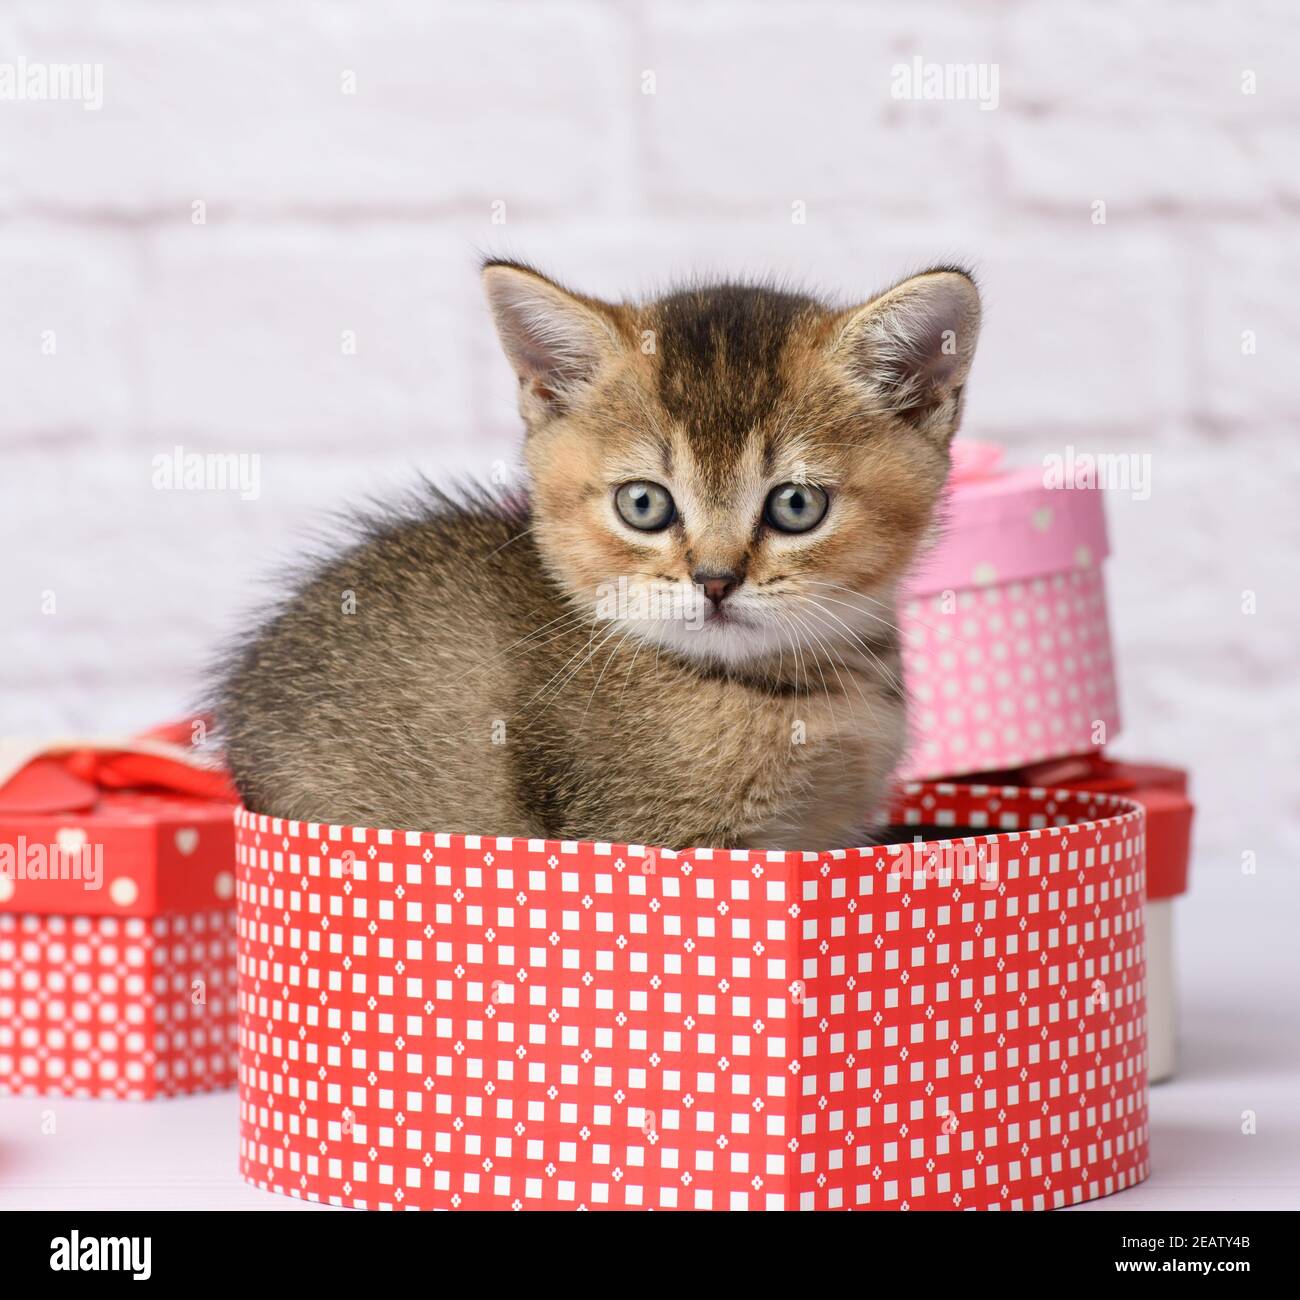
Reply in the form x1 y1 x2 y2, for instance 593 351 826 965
0 737 240 1100
237 782 1149 1211
965 755 1193 1083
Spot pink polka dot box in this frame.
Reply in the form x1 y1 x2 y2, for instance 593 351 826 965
897 442 1122 781
236 781 1149 1212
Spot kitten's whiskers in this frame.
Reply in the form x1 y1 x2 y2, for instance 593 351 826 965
785 605 879 733
796 594 906 699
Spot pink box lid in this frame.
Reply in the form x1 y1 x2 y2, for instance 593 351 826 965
906 441 1111 596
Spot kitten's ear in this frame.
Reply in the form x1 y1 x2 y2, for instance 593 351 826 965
832 269 981 440
482 262 622 417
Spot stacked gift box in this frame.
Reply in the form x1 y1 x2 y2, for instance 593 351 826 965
0 723 239 1099
896 440 1194 1082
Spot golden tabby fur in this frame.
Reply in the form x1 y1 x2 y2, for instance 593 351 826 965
215 261 981 848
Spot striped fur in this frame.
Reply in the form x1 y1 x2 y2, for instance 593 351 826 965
214 262 980 848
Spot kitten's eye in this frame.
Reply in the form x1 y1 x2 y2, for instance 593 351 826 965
614 481 676 531
764 482 829 533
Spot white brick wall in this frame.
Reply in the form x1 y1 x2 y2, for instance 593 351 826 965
2 0 1297 895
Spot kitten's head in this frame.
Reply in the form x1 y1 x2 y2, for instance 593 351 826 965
483 261 981 666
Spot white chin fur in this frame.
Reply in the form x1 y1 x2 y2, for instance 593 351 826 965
617 608 797 667
592 582 883 669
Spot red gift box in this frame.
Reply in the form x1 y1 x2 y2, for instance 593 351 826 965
954 754 1192 1082
237 782 1149 1211
1006 756 1192 901
0 724 240 1100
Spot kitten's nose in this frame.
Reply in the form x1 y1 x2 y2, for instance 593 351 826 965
693 571 739 607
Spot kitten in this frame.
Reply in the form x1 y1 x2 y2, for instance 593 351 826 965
214 261 980 850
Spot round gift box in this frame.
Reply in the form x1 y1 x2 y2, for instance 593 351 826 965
897 443 1122 781
992 756 1193 1083
235 783 1148 1211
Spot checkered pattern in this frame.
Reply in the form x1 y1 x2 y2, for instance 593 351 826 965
0 909 238 1099
237 783 1147 1211
900 567 1121 780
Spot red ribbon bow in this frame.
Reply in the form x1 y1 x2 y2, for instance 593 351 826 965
0 719 238 816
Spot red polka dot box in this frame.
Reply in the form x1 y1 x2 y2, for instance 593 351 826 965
0 733 240 1100
236 782 1149 1212
897 442 1122 781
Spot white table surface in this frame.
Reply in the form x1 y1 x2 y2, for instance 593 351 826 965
3 866 1296 1212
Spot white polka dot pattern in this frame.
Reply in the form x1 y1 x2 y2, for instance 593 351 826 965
899 567 1121 780
0 909 238 1099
